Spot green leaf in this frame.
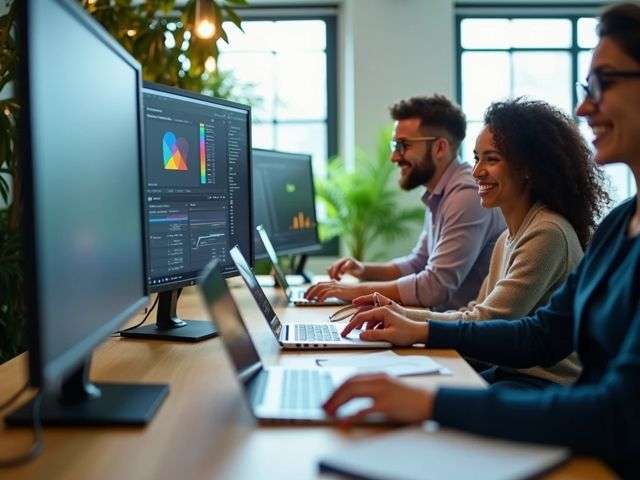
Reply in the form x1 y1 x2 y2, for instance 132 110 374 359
223 7 243 31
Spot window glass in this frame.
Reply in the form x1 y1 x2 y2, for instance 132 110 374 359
272 20 326 51
510 19 572 48
217 52 275 121
577 17 598 49
578 50 593 81
461 19 510 49
219 21 274 52
275 52 327 120
512 51 572 114
275 122 328 178
251 122 275 150
461 51 510 121
216 18 331 188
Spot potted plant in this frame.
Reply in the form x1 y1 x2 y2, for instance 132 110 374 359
316 128 425 261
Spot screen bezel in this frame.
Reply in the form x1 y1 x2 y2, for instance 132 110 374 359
252 148 322 259
20 0 149 388
142 81 254 292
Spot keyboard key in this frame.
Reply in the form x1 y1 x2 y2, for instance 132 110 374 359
293 324 339 342
280 369 333 410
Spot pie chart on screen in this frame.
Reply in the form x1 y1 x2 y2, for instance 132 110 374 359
163 131 189 171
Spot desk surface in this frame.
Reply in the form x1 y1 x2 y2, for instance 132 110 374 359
0 285 615 480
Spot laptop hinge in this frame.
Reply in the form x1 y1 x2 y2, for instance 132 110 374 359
239 362 264 385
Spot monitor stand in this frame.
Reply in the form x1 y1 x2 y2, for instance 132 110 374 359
6 358 169 426
293 254 314 284
120 289 217 342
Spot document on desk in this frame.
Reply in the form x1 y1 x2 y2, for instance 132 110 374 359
318 423 570 480
315 350 451 376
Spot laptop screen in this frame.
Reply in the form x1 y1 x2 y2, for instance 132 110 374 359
229 246 282 338
199 260 262 383
256 225 290 292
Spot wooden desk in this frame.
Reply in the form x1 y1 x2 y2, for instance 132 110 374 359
0 285 616 480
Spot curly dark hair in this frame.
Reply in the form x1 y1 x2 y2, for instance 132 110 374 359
598 2 640 62
484 98 611 248
390 95 466 154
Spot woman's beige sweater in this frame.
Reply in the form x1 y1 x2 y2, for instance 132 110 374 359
401 204 583 384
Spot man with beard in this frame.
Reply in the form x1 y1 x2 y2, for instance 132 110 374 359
305 95 505 309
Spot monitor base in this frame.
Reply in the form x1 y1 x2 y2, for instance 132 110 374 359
120 289 218 342
120 320 217 342
5 383 169 426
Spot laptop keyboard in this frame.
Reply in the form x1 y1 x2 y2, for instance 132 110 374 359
294 324 341 342
280 369 333 410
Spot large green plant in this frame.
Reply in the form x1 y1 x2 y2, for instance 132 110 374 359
0 0 23 363
82 0 256 102
316 129 425 261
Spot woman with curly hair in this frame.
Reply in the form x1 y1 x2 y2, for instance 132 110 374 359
323 2 640 475
349 97 610 388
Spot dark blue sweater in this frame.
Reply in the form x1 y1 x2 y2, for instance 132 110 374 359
429 198 640 477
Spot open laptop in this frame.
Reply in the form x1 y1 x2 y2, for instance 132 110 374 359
256 225 346 307
199 259 376 423
230 245 391 350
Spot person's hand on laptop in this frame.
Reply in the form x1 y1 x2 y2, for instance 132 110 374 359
327 256 365 280
323 373 434 424
341 306 428 346
304 280 365 302
352 292 403 313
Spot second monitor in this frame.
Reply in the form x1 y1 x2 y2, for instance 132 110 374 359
252 149 321 280
122 83 253 342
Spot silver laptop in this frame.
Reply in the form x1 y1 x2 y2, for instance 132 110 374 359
199 259 375 423
230 245 391 350
256 225 346 307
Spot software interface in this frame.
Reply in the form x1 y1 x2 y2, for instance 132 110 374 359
143 87 250 287
252 150 319 257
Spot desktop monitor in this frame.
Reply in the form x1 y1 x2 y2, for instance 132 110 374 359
7 0 168 426
120 83 253 342
252 149 321 276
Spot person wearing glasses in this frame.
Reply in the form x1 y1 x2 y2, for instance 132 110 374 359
323 3 640 476
343 98 610 388
305 95 505 309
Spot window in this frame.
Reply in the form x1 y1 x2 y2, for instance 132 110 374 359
218 14 337 179
456 9 636 206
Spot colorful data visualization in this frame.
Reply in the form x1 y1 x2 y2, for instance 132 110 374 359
162 131 189 171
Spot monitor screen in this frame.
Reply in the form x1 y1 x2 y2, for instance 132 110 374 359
252 149 321 258
142 84 252 290
23 0 148 386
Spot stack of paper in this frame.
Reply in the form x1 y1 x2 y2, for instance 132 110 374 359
315 350 451 376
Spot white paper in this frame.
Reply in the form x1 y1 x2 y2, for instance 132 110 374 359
315 350 450 376
320 424 570 480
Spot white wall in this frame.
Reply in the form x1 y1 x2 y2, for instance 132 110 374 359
336 0 456 260
341 0 455 159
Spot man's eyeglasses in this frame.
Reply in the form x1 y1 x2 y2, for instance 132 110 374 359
577 69 640 104
389 136 438 155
